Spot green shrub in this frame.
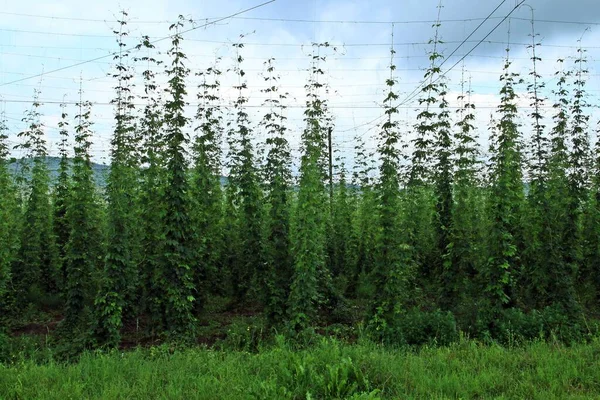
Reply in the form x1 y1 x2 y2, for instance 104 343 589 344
483 306 597 345
380 308 459 346
0 334 54 365
257 342 381 399
355 272 376 300
218 319 268 352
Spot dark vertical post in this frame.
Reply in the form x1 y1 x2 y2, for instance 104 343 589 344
328 126 333 213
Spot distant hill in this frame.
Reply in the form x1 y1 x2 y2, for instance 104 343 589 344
8 157 232 188
9 157 110 187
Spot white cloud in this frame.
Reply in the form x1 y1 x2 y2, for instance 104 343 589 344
0 0 599 171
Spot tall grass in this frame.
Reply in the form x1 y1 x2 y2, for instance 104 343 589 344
1 337 599 399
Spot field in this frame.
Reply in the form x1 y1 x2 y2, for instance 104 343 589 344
1 338 599 399
3 3 600 399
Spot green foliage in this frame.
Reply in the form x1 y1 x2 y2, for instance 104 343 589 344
581 123 600 307
259 345 379 399
349 137 378 297
388 309 459 346
4 339 600 399
12 92 58 307
226 39 264 305
4 6 600 359
330 163 354 283
135 35 167 331
94 12 140 347
406 20 444 286
484 51 525 310
521 32 548 309
529 62 579 312
489 306 596 346
568 45 592 304
191 58 225 306
288 43 333 331
408 13 443 189
568 45 591 206
0 334 55 365
160 16 197 336
0 115 19 309
370 46 414 329
445 71 483 309
218 318 268 353
53 104 71 294
63 96 104 333
259 58 293 325
422 13 455 292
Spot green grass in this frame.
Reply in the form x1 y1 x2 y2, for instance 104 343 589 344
1 337 600 399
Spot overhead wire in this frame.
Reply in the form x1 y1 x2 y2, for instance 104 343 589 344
3 1 600 157
0 0 277 87
0 46 540 61
5 28 600 49
395 0 527 110
348 0 530 142
337 0 515 137
2 10 600 26
2 97 596 110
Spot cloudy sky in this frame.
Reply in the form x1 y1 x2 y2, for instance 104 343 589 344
1 0 599 170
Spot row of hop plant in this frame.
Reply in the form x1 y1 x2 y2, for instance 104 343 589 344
1 8 599 351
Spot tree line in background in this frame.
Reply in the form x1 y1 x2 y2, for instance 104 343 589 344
1 12 599 351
